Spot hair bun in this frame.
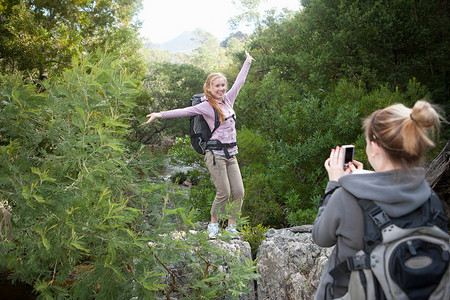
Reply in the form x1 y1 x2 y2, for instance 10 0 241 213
410 100 438 129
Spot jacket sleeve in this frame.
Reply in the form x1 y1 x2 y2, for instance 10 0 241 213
161 101 213 119
312 181 343 247
225 60 251 104
312 181 365 251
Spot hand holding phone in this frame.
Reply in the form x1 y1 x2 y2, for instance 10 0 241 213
342 145 355 170
324 145 361 182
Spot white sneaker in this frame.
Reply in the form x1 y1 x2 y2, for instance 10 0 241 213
207 223 220 239
225 223 239 239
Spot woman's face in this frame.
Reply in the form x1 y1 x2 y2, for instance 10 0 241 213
210 77 227 100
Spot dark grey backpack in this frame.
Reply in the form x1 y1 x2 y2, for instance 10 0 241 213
329 191 449 300
189 94 219 155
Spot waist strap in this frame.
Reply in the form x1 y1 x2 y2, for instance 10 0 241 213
206 140 237 160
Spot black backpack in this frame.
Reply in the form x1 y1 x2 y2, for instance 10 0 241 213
189 93 220 155
327 190 449 300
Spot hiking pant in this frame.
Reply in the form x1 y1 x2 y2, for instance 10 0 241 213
204 151 244 220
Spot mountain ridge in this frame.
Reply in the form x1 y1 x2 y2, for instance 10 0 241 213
151 31 201 53
146 31 248 53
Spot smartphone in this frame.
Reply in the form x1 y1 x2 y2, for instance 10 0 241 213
342 145 355 169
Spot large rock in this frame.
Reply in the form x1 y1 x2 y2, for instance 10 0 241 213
256 228 333 300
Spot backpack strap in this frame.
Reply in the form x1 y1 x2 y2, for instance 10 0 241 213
330 252 371 285
223 98 240 130
358 199 391 253
330 199 389 282
211 108 220 136
206 140 238 159
428 190 448 231
226 114 240 130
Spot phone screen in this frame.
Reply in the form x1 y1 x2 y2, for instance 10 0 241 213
343 145 354 169
344 149 353 164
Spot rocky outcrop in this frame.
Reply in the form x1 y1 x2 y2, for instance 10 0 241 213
256 228 333 300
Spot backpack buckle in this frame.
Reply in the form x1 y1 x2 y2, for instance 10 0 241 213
431 209 448 229
347 254 370 271
369 207 391 228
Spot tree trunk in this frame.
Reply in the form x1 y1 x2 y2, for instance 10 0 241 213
425 140 450 188
425 139 450 224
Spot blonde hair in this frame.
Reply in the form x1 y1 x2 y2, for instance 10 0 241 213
203 72 227 123
363 100 441 168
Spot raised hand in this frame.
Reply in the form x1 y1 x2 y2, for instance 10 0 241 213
245 50 255 62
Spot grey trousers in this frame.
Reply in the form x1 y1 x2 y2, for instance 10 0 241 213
204 151 244 220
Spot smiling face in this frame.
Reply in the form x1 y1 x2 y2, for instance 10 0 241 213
209 77 227 100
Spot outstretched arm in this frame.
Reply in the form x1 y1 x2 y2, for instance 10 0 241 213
141 101 212 125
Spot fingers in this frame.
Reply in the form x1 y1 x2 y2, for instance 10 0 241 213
352 160 364 170
245 50 255 61
324 157 331 171
326 146 366 179
141 113 155 125
141 113 162 125
348 161 357 172
328 146 341 167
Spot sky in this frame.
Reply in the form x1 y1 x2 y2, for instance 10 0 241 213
138 0 302 44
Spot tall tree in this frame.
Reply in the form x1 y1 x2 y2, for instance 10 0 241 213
187 29 230 72
251 0 450 106
0 0 143 78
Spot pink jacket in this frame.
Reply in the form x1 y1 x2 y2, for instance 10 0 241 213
161 60 252 155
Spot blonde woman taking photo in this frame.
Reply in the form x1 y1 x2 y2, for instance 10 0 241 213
312 100 447 299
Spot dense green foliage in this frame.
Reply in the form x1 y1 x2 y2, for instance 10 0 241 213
131 63 207 145
252 0 449 105
231 0 449 226
240 224 269 259
237 77 430 225
0 52 258 298
0 0 144 78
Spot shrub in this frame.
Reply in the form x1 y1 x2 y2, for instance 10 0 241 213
240 224 270 260
0 51 259 299
168 135 204 167
186 177 216 222
242 172 285 228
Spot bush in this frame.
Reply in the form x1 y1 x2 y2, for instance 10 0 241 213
242 172 285 228
168 135 204 167
186 177 216 222
0 51 259 299
235 73 434 228
240 224 270 260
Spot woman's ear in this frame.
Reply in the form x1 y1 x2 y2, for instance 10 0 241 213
371 141 382 157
